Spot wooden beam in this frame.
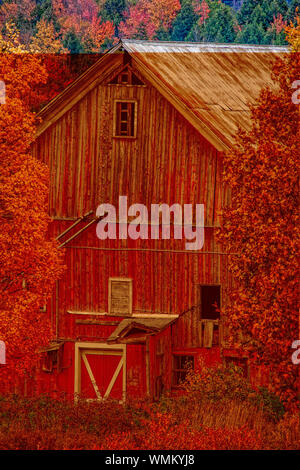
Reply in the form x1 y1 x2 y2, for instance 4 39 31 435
104 356 123 399
146 336 150 397
82 352 102 400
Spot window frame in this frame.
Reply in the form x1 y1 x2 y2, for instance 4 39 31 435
198 284 221 320
107 66 145 87
108 277 133 316
172 354 195 387
113 99 138 139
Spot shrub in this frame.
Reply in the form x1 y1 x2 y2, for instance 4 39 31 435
181 362 286 424
257 387 286 422
183 361 254 402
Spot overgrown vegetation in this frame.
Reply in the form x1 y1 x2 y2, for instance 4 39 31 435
0 365 298 450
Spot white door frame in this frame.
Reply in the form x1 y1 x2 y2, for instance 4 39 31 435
74 342 126 403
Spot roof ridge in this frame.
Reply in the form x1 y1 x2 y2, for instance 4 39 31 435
121 39 288 52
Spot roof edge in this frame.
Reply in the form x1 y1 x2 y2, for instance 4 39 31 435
36 40 123 120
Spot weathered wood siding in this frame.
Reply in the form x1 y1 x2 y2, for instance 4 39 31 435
33 66 227 225
32 56 233 401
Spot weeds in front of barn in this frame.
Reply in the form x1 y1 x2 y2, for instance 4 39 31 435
0 365 298 450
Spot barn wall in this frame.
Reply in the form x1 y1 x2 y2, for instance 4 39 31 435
33 64 227 226
31 57 234 398
33 62 231 332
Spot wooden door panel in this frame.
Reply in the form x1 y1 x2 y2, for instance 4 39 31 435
75 343 126 402
80 353 123 400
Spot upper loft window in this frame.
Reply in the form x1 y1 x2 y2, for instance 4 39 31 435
109 66 144 86
199 285 221 320
108 277 133 316
114 100 137 138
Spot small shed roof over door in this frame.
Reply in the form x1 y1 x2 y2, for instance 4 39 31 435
107 318 175 344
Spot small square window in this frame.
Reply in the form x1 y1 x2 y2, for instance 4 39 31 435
108 277 133 315
114 101 137 138
172 355 194 386
120 73 129 84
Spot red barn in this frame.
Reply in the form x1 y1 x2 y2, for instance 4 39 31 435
31 40 286 401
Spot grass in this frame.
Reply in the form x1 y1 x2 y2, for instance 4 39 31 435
0 393 299 450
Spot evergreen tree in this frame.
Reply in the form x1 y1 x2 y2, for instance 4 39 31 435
275 0 289 15
250 3 269 29
155 26 172 40
237 0 290 44
32 0 54 23
238 0 261 24
170 0 198 41
235 21 268 43
100 0 126 26
190 1 236 43
288 0 300 20
63 29 84 53
266 0 289 24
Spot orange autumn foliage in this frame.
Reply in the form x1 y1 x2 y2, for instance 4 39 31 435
30 19 68 54
0 22 93 111
119 0 181 39
285 14 300 52
53 0 115 52
217 23 300 407
0 29 64 385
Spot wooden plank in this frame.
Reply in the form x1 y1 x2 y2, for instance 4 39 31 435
104 356 124 399
81 352 102 400
75 320 120 325
203 321 214 348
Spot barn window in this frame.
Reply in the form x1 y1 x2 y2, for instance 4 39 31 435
109 67 144 86
42 349 58 373
172 355 194 386
114 100 137 138
108 278 133 315
41 343 63 373
199 285 220 320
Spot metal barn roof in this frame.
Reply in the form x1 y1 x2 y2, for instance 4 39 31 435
121 40 288 149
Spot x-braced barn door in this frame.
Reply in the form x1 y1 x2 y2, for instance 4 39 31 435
74 343 126 403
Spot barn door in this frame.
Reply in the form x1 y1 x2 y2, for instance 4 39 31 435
74 343 126 403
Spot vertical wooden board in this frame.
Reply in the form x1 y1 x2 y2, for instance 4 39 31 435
126 344 147 398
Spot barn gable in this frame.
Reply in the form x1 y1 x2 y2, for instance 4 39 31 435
33 54 222 223
37 39 287 150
